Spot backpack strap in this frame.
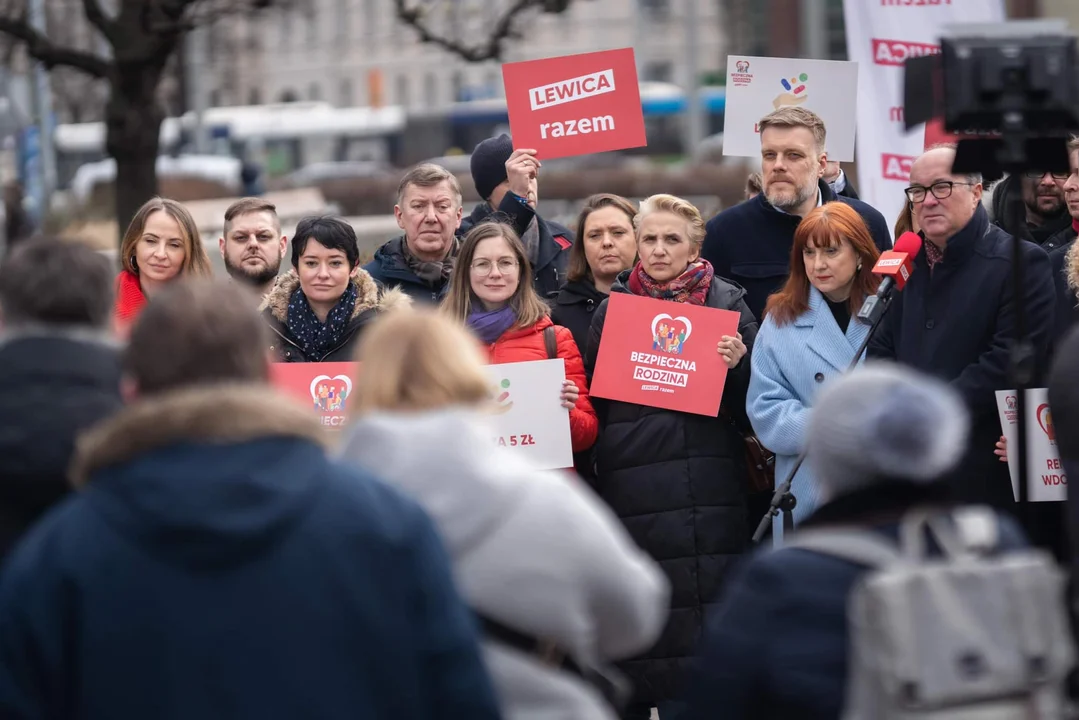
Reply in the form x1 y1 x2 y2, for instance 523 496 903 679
782 529 904 569
544 325 558 359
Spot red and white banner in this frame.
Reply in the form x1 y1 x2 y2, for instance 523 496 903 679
842 0 1004 220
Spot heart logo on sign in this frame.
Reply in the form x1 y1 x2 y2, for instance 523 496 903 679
310 374 353 413
651 313 693 355
1037 403 1056 444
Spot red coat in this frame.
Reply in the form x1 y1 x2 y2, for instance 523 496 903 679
113 271 146 336
484 316 598 454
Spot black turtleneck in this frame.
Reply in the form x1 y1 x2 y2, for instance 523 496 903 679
824 295 851 334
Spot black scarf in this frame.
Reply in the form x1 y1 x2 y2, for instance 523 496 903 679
285 282 359 360
402 238 457 289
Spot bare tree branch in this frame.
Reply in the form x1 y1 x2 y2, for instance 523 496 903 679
0 13 110 77
81 0 118 44
393 0 543 63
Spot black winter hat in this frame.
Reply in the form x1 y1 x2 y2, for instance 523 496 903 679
471 134 514 202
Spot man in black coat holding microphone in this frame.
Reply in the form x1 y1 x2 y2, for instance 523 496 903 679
868 145 1056 510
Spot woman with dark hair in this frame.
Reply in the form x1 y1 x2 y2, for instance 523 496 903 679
114 197 213 334
551 194 638 353
748 202 882 533
444 221 598 456
261 216 407 362
584 193 757 720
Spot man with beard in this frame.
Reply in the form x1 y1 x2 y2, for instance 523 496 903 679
219 198 288 300
991 169 1071 251
702 107 892 320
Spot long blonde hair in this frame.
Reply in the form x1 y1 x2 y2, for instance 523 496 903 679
442 221 549 329
351 308 494 414
119 197 213 277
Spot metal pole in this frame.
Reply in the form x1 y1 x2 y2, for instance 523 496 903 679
27 0 56 212
684 0 704 154
800 0 827 59
184 28 209 154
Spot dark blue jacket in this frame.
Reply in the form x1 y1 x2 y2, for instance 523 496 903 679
682 483 1028 720
868 206 1056 506
363 235 450 305
702 180 893 321
0 384 501 720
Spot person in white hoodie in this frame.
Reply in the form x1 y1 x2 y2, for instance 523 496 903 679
338 308 669 720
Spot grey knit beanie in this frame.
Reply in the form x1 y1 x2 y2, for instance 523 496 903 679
807 362 969 502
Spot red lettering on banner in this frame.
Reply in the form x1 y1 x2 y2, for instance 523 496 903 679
1049 458 1062 470
881 153 917 181
889 106 904 123
1042 474 1067 486
873 39 940 66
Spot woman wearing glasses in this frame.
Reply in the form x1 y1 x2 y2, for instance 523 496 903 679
444 221 599 457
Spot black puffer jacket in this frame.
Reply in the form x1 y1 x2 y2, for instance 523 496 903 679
990 173 1073 251
583 271 758 706
260 270 410 363
550 278 606 358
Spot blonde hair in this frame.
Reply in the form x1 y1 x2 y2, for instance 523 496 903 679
119 197 212 277
635 193 706 247
442 221 550 329
351 308 493 414
757 106 827 155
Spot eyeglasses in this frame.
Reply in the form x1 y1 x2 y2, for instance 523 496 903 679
1024 171 1071 180
904 181 976 203
470 258 519 276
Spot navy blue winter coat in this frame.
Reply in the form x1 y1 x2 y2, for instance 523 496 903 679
868 205 1056 507
0 384 501 720
702 180 892 321
682 482 1028 720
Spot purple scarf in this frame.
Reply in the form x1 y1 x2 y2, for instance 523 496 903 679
467 306 517 344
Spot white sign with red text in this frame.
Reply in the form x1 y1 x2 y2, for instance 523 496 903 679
995 389 1066 503
723 55 859 161
842 0 1005 220
483 359 574 470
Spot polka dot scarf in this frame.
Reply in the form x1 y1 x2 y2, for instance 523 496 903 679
285 282 359 360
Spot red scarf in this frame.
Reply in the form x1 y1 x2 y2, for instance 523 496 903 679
114 270 146 324
627 259 714 305
1072 218 1079 235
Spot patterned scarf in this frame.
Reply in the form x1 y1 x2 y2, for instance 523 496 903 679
627 259 715 305
285 282 359 360
403 237 457 289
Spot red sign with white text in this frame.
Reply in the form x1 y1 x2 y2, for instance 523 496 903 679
270 362 359 430
589 294 740 416
501 48 646 160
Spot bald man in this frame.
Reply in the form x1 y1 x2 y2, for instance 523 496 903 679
868 144 1056 510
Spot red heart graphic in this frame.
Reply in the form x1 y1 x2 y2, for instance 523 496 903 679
651 313 693 355
311 374 352 414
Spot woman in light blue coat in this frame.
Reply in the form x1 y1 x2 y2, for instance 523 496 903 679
748 202 883 541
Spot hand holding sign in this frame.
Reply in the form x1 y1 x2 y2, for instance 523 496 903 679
560 379 579 409
717 332 747 369
506 148 540 203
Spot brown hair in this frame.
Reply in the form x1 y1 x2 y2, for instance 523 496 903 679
567 193 638 283
635 193 706 247
0 237 113 328
442 222 549 329
757 106 827 154
224 197 279 235
894 200 916 241
396 163 463 206
745 171 764 199
764 202 882 327
119 197 212 277
351 307 493 414
124 278 269 396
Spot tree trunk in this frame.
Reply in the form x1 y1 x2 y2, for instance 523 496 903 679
105 61 167 250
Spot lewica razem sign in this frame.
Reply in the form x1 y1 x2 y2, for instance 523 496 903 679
502 48 647 160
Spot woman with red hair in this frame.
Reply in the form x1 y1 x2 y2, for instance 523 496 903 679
747 201 882 539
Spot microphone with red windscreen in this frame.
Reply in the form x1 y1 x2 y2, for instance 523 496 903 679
857 232 924 324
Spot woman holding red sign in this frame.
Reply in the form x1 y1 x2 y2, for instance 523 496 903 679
444 221 598 455
583 193 758 719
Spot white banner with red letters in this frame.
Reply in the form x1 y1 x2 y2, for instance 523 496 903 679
842 0 1005 221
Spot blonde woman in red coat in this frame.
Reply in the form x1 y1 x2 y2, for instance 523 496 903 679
444 221 598 455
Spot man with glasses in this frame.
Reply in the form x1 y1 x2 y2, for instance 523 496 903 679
990 164 1071 251
869 144 1056 512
